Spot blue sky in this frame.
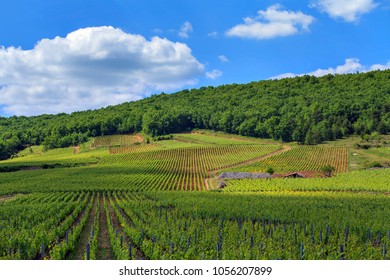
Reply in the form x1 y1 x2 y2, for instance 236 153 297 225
0 0 389 116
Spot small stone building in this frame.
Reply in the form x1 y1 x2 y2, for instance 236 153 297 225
284 172 306 178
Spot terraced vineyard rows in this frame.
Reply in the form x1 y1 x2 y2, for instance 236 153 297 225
223 169 390 193
109 144 158 154
1 133 388 260
102 145 282 190
91 134 143 148
230 146 349 173
1 188 390 260
0 192 89 259
173 133 265 145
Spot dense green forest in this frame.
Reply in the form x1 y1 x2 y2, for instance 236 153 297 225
0 70 389 160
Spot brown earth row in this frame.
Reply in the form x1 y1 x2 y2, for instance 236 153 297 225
70 195 98 260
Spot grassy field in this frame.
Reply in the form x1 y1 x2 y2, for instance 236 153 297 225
0 139 107 169
0 131 389 260
322 135 390 171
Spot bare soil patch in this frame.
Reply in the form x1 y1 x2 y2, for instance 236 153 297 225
134 134 144 143
69 196 97 260
0 195 16 202
97 195 114 260
109 194 146 260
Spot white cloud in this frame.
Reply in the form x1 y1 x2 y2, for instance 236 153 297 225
270 58 390 79
206 69 223 80
208 31 218 37
226 4 315 39
0 26 204 116
218 55 229 63
311 0 377 22
178 21 193 38
369 62 390 71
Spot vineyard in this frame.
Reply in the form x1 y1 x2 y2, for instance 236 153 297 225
1 185 390 260
229 146 349 173
172 132 271 145
0 131 389 260
103 144 282 191
91 134 144 148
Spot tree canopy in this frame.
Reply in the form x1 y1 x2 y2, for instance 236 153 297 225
0 70 389 160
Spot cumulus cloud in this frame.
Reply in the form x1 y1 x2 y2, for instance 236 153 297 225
270 58 390 79
226 4 315 39
178 21 193 38
206 69 223 80
311 0 377 22
0 26 204 116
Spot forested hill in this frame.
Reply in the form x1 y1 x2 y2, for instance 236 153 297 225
1 70 389 160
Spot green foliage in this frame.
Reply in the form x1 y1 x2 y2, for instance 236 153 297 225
0 192 91 260
320 165 336 177
0 131 389 260
152 135 174 141
0 145 105 170
224 169 390 193
265 166 275 175
365 161 383 169
0 70 389 160
0 131 390 260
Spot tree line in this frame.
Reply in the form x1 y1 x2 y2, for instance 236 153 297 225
0 70 389 160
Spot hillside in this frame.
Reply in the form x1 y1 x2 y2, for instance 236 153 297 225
1 70 389 160
1 132 390 260
0 131 388 191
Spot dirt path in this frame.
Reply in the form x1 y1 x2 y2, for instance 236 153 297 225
69 196 97 260
110 194 146 260
0 195 16 202
106 196 128 244
204 179 210 190
134 134 144 143
97 195 115 260
208 145 292 177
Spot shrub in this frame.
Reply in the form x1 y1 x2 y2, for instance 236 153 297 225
265 166 275 175
365 161 383 169
320 165 335 177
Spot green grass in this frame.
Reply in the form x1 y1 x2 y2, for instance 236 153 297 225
348 147 389 171
0 145 106 168
364 147 390 160
322 135 390 170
